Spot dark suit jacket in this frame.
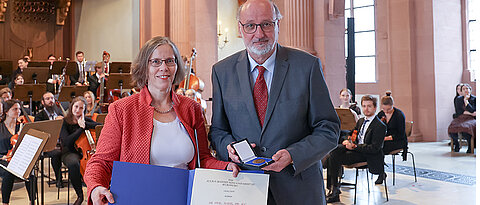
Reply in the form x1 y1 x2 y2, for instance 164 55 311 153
209 45 340 205
69 63 82 85
34 108 64 122
88 73 102 94
352 116 386 174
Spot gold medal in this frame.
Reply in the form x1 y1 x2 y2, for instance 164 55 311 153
253 159 265 164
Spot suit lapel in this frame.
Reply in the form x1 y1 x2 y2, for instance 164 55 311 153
236 51 262 132
262 45 289 134
364 117 378 142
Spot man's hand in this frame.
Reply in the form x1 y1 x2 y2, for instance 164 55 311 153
345 141 357 150
342 140 349 146
384 135 393 141
227 143 256 163
75 82 82 86
262 149 292 172
226 162 241 177
91 186 114 205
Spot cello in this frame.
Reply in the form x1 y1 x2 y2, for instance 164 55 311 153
57 100 97 176
179 49 205 92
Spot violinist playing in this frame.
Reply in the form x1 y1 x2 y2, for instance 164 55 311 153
0 100 36 205
84 36 238 205
60 97 101 205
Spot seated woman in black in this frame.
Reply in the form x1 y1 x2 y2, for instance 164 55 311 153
376 91 407 183
448 84 476 153
0 100 36 205
377 91 407 154
60 96 101 205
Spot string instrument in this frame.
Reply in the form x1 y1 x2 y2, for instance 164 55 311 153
57 58 70 94
348 130 358 144
179 49 205 92
2 105 32 162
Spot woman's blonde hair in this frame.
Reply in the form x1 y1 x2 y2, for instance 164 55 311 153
131 36 185 88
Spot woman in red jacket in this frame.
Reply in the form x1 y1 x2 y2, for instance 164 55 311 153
84 37 239 205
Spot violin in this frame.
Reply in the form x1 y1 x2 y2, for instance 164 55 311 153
2 105 32 162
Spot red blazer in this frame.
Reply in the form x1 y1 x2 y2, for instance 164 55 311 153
84 87 229 204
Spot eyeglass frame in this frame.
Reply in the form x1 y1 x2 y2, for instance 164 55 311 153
148 58 178 67
238 19 278 34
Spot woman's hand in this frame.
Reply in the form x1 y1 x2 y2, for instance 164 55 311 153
226 162 240 177
78 113 86 129
91 186 114 205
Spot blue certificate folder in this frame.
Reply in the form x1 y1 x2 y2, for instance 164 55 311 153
109 161 262 205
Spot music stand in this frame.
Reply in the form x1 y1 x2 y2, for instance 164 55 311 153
109 62 131 73
85 61 97 72
58 86 88 102
17 120 62 205
65 62 79 76
28 61 51 68
51 61 67 75
0 85 7 89
335 108 356 131
14 84 46 115
106 73 133 91
23 67 50 84
0 60 13 82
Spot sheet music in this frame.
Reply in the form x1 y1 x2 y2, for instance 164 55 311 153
7 134 43 177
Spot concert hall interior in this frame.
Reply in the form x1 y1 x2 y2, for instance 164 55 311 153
0 0 477 204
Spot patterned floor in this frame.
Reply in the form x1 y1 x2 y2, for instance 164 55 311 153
385 163 476 186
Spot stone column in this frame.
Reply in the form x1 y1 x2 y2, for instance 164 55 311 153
278 0 315 54
170 0 190 56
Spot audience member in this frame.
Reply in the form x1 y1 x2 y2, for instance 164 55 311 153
448 84 476 153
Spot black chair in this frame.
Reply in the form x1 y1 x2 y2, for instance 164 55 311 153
343 162 389 204
386 121 417 185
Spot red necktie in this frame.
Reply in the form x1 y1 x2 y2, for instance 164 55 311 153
253 66 268 127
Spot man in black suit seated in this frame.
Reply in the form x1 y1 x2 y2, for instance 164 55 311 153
325 95 387 203
34 92 65 188
87 62 106 94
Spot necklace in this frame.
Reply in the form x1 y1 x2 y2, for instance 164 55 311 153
153 102 174 114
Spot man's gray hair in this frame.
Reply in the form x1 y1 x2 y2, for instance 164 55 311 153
236 0 283 21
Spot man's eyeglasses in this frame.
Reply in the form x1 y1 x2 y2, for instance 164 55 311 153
239 20 277 34
148 58 177 67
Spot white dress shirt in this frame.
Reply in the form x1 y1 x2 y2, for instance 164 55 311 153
358 115 375 144
247 48 277 94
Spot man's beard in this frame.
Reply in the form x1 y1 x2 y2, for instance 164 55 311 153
44 104 55 113
242 35 276 56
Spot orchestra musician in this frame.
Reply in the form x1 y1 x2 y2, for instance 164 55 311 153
0 100 36 205
84 36 238 205
71 51 88 86
34 92 65 188
102 51 110 75
0 88 12 101
46 54 60 93
59 97 101 205
12 58 28 78
84 91 102 115
87 62 106 94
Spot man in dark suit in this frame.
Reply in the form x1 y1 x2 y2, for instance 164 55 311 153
34 92 64 187
88 62 106 94
209 0 340 204
70 51 87 86
325 95 387 203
